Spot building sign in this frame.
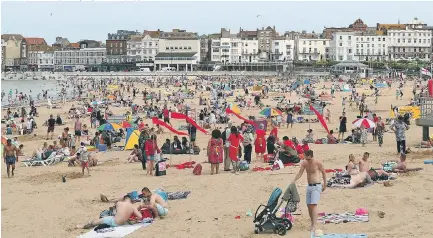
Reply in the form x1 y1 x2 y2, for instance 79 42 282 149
136 63 154 67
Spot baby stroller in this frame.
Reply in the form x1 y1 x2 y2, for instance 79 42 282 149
253 185 299 236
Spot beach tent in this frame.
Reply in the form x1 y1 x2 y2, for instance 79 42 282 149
303 79 311 85
228 103 241 114
124 129 140 150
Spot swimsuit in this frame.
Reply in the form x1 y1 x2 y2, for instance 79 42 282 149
5 155 16 165
102 216 118 227
156 203 168 217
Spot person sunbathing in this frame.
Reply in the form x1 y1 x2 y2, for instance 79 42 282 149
77 195 142 229
382 154 422 173
332 171 373 189
126 144 142 163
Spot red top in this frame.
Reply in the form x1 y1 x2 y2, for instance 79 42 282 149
373 116 379 123
145 139 160 156
138 122 145 131
256 129 266 138
270 127 278 138
302 144 310 152
163 109 169 118
295 145 304 155
283 140 295 149
228 133 244 147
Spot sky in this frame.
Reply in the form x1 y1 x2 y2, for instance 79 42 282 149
1 1 433 44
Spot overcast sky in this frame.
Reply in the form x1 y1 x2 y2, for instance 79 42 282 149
2 1 433 44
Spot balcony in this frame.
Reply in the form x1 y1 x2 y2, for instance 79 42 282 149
271 51 283 55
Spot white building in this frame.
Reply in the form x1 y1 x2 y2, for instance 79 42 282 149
54 48 106 70
154 33 200 71
297 38 330 61
271 37 295 61
28 50 55 71
387 28 431 61
126 32 160 62
211 29 259 63
330 32 388 62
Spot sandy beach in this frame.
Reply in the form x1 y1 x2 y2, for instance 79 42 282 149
2 78 433 238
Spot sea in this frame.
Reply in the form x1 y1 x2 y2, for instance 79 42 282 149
1 80 72 106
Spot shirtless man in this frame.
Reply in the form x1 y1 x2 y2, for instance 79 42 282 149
3 139 19 178
292 150 326 237
74 116 82 146
77 195 142 229
383 154 422 173
359 152 390 180
139 187 169 218
332 172 373 189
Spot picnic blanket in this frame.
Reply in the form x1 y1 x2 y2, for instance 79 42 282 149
318 212 369 224
252 163 297 172
167 191 191 200
319 234 367 238
168 161 196 169
77 223 151 238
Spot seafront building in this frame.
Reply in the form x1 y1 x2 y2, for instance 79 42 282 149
1 17 433 72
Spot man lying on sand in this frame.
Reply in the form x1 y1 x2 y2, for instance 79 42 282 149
77 195 142 229
331 171 373 189
359 152 391 180
381 154 423 173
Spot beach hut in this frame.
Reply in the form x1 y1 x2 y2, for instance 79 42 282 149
124 129 140 150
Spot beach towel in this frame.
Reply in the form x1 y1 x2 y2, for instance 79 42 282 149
319 234 367 238
382 162 397 172
318 212 369 224
77 223 151 238
167 191 191 200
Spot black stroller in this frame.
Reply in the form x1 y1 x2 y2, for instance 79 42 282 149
253 185 299 236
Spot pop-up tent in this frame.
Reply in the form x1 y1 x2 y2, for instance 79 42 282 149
124 129 140 150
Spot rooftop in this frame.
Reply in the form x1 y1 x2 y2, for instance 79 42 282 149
25 37 47 45
1 34 24 41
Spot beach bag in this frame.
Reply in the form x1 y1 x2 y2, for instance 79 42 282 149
193 146 200 155
155 161 167 176
193 164 202 175
264 154 274 163
239 161 249 171
272 159 284 170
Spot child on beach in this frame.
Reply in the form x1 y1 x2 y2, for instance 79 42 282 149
77 143 90 176
227 126 244 175
360 125 368 147
145 134 160 176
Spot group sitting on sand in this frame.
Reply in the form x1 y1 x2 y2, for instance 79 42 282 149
330 152 422 188
77 187 169 229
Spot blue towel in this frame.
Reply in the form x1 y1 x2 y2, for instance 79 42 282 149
320 234 367 238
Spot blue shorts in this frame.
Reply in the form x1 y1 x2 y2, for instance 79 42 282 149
156 203 168 217
102 216 118 227
148 155 155 161
6 156 16 165
306 184 322 205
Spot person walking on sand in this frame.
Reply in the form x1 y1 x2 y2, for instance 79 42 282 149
227 126 244 175
46 114 56 140
3 139 19 178
77 143 90 176
292 150 326 237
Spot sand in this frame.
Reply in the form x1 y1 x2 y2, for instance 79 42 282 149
2 78 433 238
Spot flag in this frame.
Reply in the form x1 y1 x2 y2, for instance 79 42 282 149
309 104 330 134
421 68 432 77
225 108 256 126
170 112 208 134
151 117 188 136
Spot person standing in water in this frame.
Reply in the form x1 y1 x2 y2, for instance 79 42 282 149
292 150 326 237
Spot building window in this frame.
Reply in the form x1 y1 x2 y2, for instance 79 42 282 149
339 36 342 40
372 38 374 41
339 43 342 46
348 36 351 40
303 41 306 45
188 46 191 49
348 49 352 54
378 38 381 41
274 42 279 46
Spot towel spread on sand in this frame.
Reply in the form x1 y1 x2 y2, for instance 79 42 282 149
319 234 367 238
167 191 191 200
318 212 369 224
77 223 151 238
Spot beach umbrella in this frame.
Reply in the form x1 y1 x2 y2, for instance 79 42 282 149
303 79 311 85
107 95 116 100
118 121 132 128
259 108 283 117
352 118 376 128
91 101 103 106
228 103 241 114
98 123 122 131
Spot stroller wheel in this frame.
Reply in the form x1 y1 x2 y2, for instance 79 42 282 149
281 218 293 230
273 224 286 236
254 227 259 234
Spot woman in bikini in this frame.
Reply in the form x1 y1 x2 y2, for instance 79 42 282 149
346 154 359 176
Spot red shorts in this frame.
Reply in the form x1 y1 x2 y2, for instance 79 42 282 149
81 161 89 168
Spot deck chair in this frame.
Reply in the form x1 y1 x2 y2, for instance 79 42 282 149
35 152 57 166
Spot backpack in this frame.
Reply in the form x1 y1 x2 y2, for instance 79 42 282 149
193 146 200 155
193 164 202 175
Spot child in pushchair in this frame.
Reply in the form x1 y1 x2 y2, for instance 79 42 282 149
253 185 300 236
